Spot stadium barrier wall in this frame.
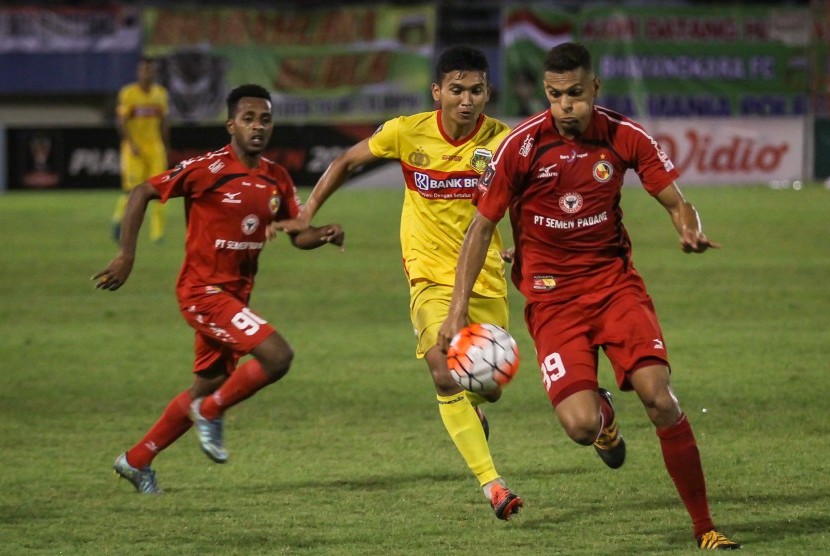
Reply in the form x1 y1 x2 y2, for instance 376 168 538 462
4 123 380 191
2 117 816 191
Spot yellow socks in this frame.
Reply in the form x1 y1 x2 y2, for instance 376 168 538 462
112 193 129 223
437 393 499 486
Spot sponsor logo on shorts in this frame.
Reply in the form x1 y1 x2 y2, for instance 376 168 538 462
532 274 557 291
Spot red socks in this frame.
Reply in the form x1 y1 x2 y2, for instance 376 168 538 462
199 359 272 420
122 360 273 469
126 390 193 469
657 414 715 537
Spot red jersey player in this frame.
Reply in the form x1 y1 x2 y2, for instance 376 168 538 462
437 43 741 550
94 84 344 494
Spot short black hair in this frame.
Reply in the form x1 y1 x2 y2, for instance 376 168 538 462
435 45 489 82
544 42 592 73
226 84 272 118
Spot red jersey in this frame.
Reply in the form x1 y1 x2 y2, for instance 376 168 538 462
476 107 679 303
149 145 301 302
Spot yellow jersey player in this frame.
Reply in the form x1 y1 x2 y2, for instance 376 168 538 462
274 45 522 520
113 56 170 243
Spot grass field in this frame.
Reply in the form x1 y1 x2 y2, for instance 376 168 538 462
1 184 829 554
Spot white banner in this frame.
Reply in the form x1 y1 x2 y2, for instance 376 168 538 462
642 117 805 185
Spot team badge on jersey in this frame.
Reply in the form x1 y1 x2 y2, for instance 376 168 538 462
269 195 281 215
469 148 493 174
593 160 613 182
242 214 260 235
408 147 430 168
559 192 583 214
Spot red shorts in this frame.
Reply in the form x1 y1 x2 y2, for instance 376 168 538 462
179 290 276 374
524 273 669 406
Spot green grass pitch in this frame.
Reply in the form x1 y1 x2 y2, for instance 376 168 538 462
0 184 828 554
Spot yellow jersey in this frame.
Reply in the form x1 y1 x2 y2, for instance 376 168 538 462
117 82 169 150
368 110 510 297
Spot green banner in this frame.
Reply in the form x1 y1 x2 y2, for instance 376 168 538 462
144 5 435 123
502 5 813 118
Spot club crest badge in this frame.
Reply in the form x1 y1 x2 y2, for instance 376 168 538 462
593 160 613 183
469 148 493 174
269 195 281 214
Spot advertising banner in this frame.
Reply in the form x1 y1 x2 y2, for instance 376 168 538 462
143 6 435 123
502 5 811 119
6 124 380 190
640 117 804 185
0 6 141 93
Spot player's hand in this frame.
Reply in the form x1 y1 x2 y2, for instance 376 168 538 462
272 213 312 236
321 224 345 251
500 246 515 263
679 230 721 253
436 314 467 354
91 254 135 291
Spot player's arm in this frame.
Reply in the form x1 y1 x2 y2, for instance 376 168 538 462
288 223 345 251
436 211 499 353
273 139 379 233
655 182 721 253
92 181 160 290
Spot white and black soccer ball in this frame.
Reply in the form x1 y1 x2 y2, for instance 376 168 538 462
447 323 520 393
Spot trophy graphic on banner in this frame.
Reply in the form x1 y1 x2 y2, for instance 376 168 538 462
23 133 60 188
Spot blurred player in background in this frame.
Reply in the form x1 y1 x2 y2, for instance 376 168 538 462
274 46 523 521
94 84 344 493
437 43 741 550
112 56 170 243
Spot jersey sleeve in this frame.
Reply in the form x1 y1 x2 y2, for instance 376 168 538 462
273 165 302 221
148 163 198 202
366 117 402 159
628 127 680 196
474 137 523 223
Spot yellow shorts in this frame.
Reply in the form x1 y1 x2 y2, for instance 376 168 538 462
409 280 508 358
121 142 167 191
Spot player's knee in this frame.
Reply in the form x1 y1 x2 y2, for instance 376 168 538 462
559 414 602 446
260 346 294 381
642 389 681 427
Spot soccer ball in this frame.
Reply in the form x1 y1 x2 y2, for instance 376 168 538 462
447 323 520 393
